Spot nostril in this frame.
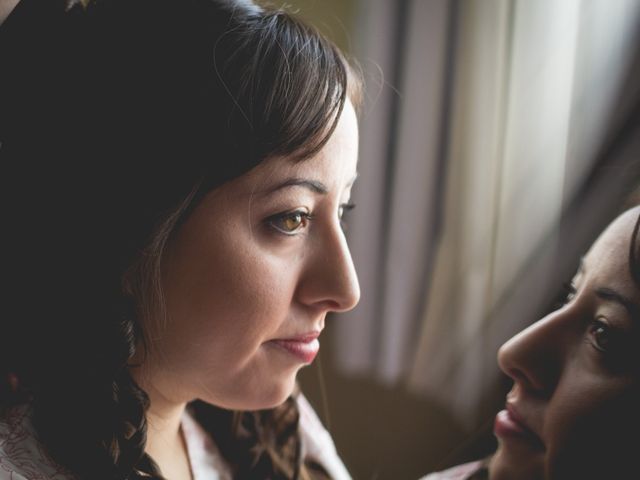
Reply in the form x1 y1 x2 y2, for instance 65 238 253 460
325 299 343 313
504 363 554 396
505 366 530 387
498 346 548 393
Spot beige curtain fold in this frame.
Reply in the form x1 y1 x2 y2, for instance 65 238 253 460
332 0 640 428
409 0 640 426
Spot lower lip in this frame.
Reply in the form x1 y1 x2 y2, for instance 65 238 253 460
494 409 534 439
269 338 319 364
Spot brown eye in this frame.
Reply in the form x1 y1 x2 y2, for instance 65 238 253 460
589 319 612 352
268 210 311 235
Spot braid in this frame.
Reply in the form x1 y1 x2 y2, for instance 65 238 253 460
28 298 165 480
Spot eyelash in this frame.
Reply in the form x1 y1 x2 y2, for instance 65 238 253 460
267 203 356 236
563 282 577 302
560 283 617 354
588 318 612 353
339 203 356 230
267 209 313 236
554 281 577 310
556 280 630 358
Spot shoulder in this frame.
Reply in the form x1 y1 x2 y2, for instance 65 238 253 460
0 405 75 480
420 460 489 480
295 393 352 480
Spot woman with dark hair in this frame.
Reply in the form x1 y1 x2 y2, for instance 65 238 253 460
424 205 640 479
0 0 361 478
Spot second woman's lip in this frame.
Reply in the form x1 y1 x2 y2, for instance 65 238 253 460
494 405 544 449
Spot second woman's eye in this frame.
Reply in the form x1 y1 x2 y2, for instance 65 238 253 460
267 210 313 235
588 318 616 353
563 282 577 304
553 281 577 310
589 320 611 352
339 203 356 230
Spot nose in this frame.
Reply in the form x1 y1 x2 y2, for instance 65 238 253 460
497 308 570 395
296 223 360 313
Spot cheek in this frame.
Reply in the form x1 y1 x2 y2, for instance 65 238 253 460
544 369 638 478
195 253 292 338
161 227 299 365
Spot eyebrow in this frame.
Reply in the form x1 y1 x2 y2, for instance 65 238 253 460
258 173 359 198
259 178 328 197
595 287 640 320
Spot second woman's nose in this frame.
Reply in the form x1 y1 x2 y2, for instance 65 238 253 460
497 309 570 396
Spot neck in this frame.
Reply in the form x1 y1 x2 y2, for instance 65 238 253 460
130 365 193 480
144 384 187 460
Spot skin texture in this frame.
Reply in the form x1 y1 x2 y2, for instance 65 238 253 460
130 100 360 479
490 206 640 480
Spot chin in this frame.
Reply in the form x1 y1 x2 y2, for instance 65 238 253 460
489 445 544 480
203 374 297 411
254 375 298 410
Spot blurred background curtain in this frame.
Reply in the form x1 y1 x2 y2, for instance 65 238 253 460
335 0 640 426
334 0 453 383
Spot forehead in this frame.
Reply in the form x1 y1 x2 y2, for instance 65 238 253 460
583 208 640 291
230 100 359 196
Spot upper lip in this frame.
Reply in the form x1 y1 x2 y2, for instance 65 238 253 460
506 402 544 447
273 331 321 342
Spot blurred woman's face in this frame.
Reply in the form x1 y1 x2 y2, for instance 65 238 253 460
491 206 640 480
142 101 360 411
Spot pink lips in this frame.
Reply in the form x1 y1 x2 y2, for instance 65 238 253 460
494 406 543 449
268 332 320 364
494 409 529 437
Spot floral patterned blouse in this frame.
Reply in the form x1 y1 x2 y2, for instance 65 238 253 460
0 395 351 480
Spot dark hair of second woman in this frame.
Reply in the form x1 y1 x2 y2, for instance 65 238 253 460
0 0 361 478
628 210 640 286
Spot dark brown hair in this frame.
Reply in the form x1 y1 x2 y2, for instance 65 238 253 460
0 0 361 478
628 211 640 287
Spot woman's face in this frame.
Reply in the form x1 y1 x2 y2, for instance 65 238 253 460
491 206 640 480
144 101 360 411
